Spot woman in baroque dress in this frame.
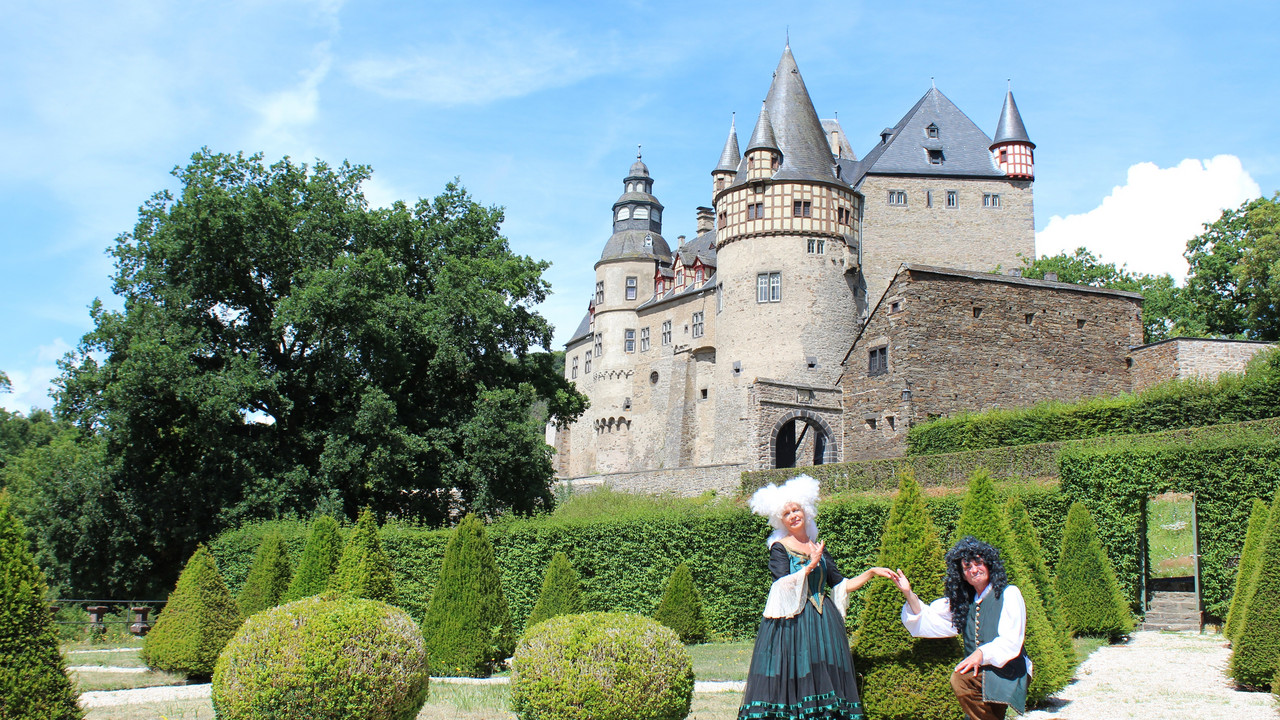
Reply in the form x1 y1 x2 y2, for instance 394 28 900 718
738 475 894 720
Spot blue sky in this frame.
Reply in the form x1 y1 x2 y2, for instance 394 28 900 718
2 1 1276 412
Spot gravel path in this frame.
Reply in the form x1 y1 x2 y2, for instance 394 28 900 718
1024 631 1276 720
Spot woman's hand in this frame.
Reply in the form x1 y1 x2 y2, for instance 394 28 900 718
805 541 826 571
847 566 897 591
891 568 913 596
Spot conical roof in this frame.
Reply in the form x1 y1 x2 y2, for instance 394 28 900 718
992 90 1034 147
745 102 778 153
715 115 741 172
762 46 839 183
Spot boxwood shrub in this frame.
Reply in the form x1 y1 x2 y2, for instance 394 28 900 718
142 545 242 679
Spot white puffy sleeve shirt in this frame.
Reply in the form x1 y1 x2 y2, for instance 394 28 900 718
900 584 1031 673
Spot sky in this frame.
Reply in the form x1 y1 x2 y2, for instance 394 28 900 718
2 0 1277 413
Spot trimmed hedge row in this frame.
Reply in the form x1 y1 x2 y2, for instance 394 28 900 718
906 347 1280 456
1058 428 1280 619
742 416 1280 497
211 483 1069 640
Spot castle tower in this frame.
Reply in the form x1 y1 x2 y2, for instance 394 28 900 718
990 90 1034 179
709 45 865 467
712 116 740 197
585 151 672 472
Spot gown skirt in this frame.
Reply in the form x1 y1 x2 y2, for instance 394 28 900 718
737 594 865 719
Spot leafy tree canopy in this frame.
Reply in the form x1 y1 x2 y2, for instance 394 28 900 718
1182 193 1280 340
54 149 587 595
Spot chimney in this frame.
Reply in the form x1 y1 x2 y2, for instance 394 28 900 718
677 235 686 247
696 206 715 235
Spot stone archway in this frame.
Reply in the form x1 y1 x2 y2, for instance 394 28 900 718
770 410 837 469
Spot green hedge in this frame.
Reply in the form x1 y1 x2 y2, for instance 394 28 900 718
906 347 1280 455
212 484 1068 641
1058 429 1280 619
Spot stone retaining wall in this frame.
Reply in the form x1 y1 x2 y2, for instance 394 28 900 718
557 462 751 497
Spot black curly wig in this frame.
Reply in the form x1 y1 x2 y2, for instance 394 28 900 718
943 536 1009 633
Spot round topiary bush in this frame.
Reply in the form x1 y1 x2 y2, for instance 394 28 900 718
212 594 429 720
510 612 693 720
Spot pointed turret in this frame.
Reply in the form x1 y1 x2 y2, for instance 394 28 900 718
745 102 778 153
743 101 779 182
713 115 740 196
761 45 838 183
601 152 670 264
991 90 1034 179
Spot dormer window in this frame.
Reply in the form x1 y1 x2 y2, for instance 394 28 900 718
634 207 649 220
644 234 653 248
926 124 939 139
927 149 944 165
617 207 630 221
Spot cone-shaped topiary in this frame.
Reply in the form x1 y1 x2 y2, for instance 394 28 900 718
953 469 1070 706
281 515 342 603
1007 496 1074 665
329 508 397 604
1231 489 1280 687
511 612 693 720
1226 499 1270 643
420 514 514 677
851 469 962 720
236 532 292 617
524 552 585 633
654 562 709 644
212 595 430 720
1054 502 1133 638
0 492 82 720
142 544 243 679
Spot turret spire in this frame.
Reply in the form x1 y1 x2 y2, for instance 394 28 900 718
993 90 1033 146
715 114 741 172
745 101 778 152
991 89 1034 179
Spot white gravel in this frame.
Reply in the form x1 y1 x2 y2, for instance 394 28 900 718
80 683 211 708
1024 631 1277 720
67 666 149 673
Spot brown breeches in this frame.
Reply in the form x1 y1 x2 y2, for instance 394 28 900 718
949 669 1008 720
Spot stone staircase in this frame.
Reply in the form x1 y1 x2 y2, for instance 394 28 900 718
1142 590 1200 631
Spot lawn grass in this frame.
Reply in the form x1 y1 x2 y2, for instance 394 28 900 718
1071 634 1112 667
1147 493 1196 579
72 669 189 693
687 640 753 681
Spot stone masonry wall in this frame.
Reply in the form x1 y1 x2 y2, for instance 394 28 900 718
1130 338 1273 393
842 268 1144 461
859 175 1034 307
557 462 750 497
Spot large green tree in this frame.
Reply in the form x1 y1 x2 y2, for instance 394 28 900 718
53 150 586 595
1019 247 1186 343
1182 193 1280 339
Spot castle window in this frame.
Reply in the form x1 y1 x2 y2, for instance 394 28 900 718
584 350 592 373
771 155 779 171
984 193 1001 208
946 191 958 208
865 417 878 430
617 207 630 221
807 238 816 253
695 267 704 284
624 328 635 353
653 208 661 222
643 235 653 248
926 191 933 208
817 239 825 254
718 211 727 227
661 320 672 346
692 312 705 338
887 190 907 206
757 272 781 303
868 346 888 376
650 371 659 384
655 277 664 295
837 207 851 224
973 306 983 319
626 276 637 300
623 397 631 410
700 388 709 400
1077 319 1087 329
927 149 944 165
640 327 650 352
1000 149 1009 163
634 206 649 220
926 124 939 139
595 281 604 305
1025 312 1035 325
748 202 765 219
571 356 578 379
793 200 812 217
594 333 603 357
890 301 902 313
717 283 723 313
887 415 897 431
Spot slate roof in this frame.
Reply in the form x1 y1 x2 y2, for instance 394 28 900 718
567 311 592 346
851 87 1005 184
744 103 778 153
993 90 1034 146
599 229 672 263
820 119 857 160
716 117 741 172
734 46 843 187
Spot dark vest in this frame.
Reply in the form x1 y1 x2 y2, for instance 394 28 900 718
963 587 1029 714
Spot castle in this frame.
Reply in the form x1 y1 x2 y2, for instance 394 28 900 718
555 45 1043 478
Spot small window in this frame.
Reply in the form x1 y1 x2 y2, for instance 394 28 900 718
748 203 765 219
676 268 684 286
868 346 888 376
984 193 1001 208
807 238 816 253
926 123 939 139
865 417 878 430
1025 312 1035 325
717 282 723 313
888 190 907 206
927 149 944 164
1000 148 1008 162
650 371 659 384
757 272 782 303
771 155 779 171
733 361 742 376
837 207 852 224
584 350 592 373
890 301 902 313
633 206 649 220
817 239 825 254
973 306 983 319
946 190 958 208
625 276 637 300
654 277 664 295
640 327 650 352
643 235 653 248
692 312 704 339
623 397 631 410
806 356 817 370
594 334 603 357
661 320 672 346
616 207 630 221
571 356 578 379
624 328 635 353
695 267 704 284
793 200 812 217
1077 319 1086 329
595 281 604 305
718 211 727 227
925 190 933 208
886 416 897 431
700 388 709 399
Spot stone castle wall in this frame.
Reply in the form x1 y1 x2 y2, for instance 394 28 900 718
1130 338 1273 393
557 462 750 497
858 175 1034 306
842 268 1143 461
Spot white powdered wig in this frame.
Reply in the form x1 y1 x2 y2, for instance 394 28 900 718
748 474 821 547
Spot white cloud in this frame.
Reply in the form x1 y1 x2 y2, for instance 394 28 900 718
249 42 333 156
1036 156 1261 281
346 29 619 105
1 338 73 413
